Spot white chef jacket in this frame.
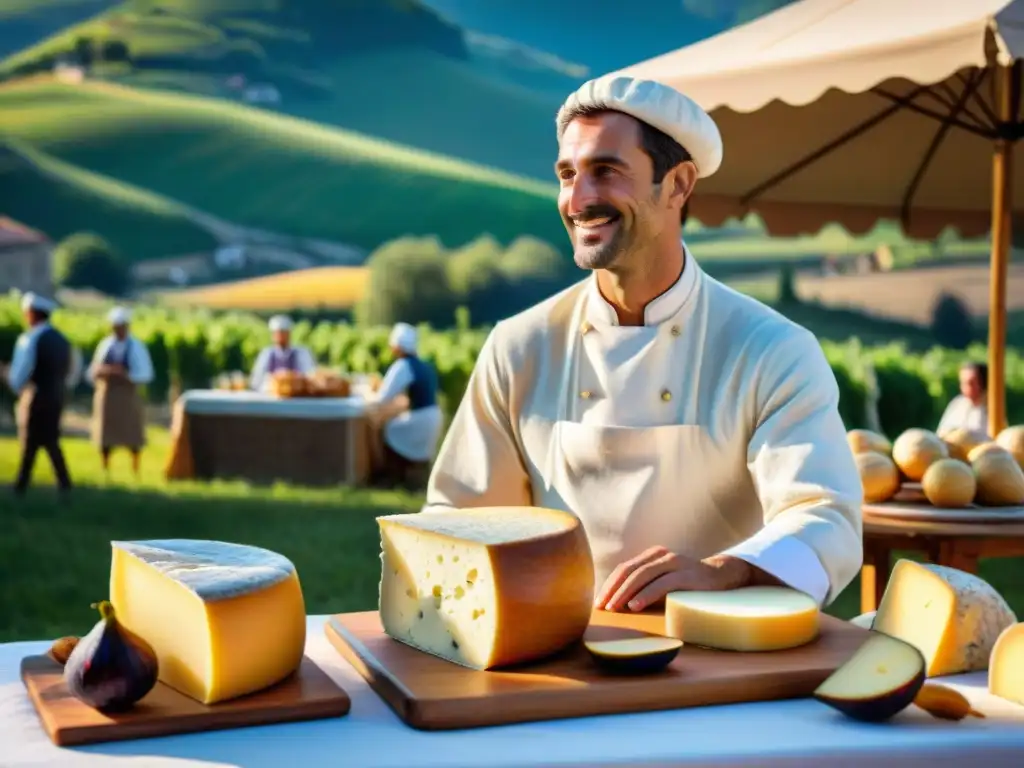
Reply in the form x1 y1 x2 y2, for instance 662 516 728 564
249 345 316 392
937 395 989 438
372 357 444 462
6 322 82 394
86 335 155 386
423 248 863 606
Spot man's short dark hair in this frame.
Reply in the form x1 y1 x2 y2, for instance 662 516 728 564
961 361 988 389
559 105 693 223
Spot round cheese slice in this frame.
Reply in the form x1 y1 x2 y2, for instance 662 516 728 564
664 586 820 652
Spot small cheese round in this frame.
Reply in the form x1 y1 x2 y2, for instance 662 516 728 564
968 442 1013 463
847 429 892 456
856 451 901 503
972 450 1024 506
664 586 819 652
921 458 976 508
989 622 1024 706
940 427 988 463
892 428 949 481
996 426 1024 471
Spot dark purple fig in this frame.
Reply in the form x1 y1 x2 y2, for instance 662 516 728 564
64 600 159 713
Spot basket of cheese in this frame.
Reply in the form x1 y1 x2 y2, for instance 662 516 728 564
849 424 1024 511
269 370 309 398
307 369 351 398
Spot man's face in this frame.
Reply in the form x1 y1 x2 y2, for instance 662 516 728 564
113 323 128 340
555 112 680 271
959 368 984 402
273 330 290 347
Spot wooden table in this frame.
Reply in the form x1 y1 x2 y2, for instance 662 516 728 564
860 485 1024 613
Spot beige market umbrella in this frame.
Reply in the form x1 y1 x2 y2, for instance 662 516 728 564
616 0 1024 437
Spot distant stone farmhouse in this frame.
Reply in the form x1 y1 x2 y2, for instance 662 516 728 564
0 217 53 297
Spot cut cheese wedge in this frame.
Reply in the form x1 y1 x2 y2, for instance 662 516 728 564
377 506 594 670
989 622 1024 705
873 559 1017 677
664 586 820 651
109 539 306 704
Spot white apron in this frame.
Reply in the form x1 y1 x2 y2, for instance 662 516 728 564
536 290 743 590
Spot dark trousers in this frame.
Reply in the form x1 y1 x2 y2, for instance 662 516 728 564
14 400 72 495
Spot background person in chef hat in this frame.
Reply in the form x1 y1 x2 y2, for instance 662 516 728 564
422 74 864 615
86 305 155 476
248 314 317 392
3 291 77 497
365 322 443 487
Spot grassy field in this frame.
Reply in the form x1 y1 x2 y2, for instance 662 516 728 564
0 78 566 254
161 265 370 311
4 425 1024 643
0 137 217 260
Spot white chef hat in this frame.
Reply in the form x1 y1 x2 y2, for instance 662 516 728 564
268 314 293 332
556 74 723 178
107 305 131 326
20 292 57 314
389 322 417 354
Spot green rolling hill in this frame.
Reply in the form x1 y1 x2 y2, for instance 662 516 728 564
0 78 566 253
0 137 216 259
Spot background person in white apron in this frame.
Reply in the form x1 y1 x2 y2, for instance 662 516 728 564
87 306 154 476
937 361 989 438
249 315 316 392
422 74 863 613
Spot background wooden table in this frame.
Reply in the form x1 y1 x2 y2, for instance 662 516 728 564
860 485 1024 613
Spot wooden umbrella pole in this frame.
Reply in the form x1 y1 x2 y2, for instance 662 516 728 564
987 64 1016 438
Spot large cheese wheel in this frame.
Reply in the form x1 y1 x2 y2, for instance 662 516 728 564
940 427 988 463
110 540 306 704
892 428 948 481
847 429 892 456
972 450 1024 506
921 458 976 508
664 586 819 651
872 559 1017 677
377 507 594 670
996 425 1024 470
989 622 1024 705
855 451 901 503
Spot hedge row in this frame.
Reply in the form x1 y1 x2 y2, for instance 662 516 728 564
2 294 1023 436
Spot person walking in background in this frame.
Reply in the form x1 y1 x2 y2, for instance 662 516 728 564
249 314 316 392
937 361 989 438
3 292 76 498
367 322 444 487
87 306 154 477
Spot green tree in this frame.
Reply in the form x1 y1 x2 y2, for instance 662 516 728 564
53 232 131 296
930 293 975 350
355 236 456 327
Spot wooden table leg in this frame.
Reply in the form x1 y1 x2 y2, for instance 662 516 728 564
861 540 892 613
938 541 980 574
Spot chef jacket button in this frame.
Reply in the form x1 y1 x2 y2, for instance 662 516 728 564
580 321 592 334
580 390 593 400
660 389 672 402
670 325 681 337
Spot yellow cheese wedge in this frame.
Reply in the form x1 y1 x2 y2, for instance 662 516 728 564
989 622 1024 705
872 559 1017 677
664 586 820 651
377 506 594 670
109 539 306 704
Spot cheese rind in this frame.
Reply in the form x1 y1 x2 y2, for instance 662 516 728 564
377 506 594 670
110 539 307 704
664 586 820 651
989 622 1024 705
873 559 1017 677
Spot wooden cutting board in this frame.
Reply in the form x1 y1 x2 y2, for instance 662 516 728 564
21 654 351 746
326 609 869 730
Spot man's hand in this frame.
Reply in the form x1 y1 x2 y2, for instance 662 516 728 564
96 363 126 379
595 546 776 613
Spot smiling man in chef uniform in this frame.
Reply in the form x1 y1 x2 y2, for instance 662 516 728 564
423 75 863 612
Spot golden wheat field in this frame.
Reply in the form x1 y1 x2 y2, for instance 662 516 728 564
793 263 1024 325
161 266 370 310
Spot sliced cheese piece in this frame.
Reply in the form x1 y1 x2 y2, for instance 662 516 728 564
664 586 820 651
873 559 1017 677
109 539 306 704
377 506 594 670
989 622 1024 705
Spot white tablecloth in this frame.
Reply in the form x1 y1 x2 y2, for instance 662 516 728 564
180 390 370 420
3 616 1024 768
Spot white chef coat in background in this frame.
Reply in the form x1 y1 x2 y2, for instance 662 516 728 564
371 357 444 463
86 335 155 386
248 345 316 392
423 248 863 606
